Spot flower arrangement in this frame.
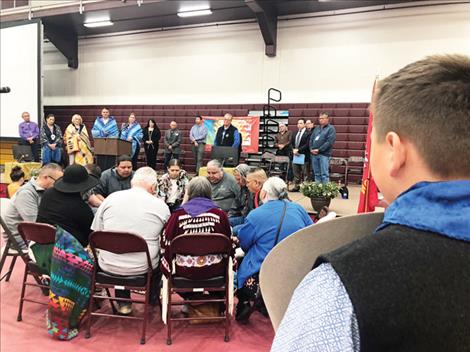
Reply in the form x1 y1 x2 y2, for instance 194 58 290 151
300 181 340 200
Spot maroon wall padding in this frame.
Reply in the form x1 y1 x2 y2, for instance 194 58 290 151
45 103 369 182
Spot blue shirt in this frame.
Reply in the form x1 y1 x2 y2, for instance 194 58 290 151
271 263 359 352
237 200 313 288
309 124 336 157
189 123 208 143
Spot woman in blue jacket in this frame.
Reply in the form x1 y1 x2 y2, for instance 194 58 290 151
236 177 313 323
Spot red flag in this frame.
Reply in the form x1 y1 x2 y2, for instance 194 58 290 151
357 81 379 213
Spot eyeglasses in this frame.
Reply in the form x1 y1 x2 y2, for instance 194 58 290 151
47 175 58 181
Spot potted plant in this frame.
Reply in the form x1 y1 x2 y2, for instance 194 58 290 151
300 181 340 212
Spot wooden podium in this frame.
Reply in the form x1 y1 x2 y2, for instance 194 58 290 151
94 138 132 171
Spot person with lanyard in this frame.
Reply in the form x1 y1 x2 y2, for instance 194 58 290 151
214 113 241 149
189 116 208 175
309 112 336 183
91 107 119 139
163 121 183 168
142 118 161 170
40 114 63 165
120 112 143 170
18 111 40 162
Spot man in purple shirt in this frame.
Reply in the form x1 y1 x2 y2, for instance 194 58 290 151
18 111 40 162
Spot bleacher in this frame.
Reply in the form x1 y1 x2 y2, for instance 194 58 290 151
43 103 369 183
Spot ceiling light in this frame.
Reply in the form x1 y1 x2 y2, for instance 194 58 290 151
177 9 212 18
84 20 114 28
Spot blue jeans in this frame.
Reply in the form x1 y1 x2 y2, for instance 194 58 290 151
229 216 245 236
42 145 62 165
311 154 330 183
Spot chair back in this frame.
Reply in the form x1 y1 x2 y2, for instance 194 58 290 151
12 145 33 162
17 222 56 245
169 233 231 279
89 231 152 271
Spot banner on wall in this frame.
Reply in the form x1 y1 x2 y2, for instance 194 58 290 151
202 116 260 153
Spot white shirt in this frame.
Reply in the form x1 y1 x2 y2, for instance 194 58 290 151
91 187 170 275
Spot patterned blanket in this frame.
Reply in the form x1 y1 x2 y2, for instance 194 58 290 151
47 227 94 340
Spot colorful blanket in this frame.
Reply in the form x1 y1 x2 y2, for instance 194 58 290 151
47 227 94 340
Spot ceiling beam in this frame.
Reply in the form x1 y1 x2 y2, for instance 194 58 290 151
245 0 277 57
44 23 78 69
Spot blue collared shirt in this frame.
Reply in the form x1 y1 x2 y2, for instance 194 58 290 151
189 123 208 143
271 263 359 352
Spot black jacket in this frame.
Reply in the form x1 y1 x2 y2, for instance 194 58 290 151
37 188 94 247
291 129 310 157
142 126 161 150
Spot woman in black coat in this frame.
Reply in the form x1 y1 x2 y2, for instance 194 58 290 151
142 119 161 170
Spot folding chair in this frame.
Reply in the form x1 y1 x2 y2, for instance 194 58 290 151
85 231 156 345
329 157 349 185
268 155 290 181
0 199 23 281
348 156 365 183
16 221 56 321
166 233 232 345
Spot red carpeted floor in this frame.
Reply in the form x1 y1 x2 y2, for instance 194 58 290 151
0 258 274 352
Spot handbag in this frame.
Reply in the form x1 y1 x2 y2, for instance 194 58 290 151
273 201 288 246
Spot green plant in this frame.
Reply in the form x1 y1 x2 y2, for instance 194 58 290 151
300 181 340 200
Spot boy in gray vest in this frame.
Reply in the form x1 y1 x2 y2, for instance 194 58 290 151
272 55 470 351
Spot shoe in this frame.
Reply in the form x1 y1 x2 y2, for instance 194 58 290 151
117 303 132 315
235 301 252 324
181 304 189 316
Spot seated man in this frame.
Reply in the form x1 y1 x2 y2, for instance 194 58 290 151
2 163 63 250
91 167 170 315
245 168 268 209
88 155 134 207
272 55 470 351
206 159 240 212
37 164 98 247
228 164 252 229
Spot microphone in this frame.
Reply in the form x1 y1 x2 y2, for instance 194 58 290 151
0 87 11 93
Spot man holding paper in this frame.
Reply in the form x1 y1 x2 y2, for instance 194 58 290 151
290 119 310 192
310 112 337 183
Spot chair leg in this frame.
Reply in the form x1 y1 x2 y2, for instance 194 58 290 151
225 285 230 342
17 266 29 321
85 281 96 339
166 286 172 345
0 242 10 280
5 255 18 282
141 290 149 345
106 288 118 314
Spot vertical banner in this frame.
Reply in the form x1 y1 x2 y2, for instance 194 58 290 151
202 116 260 153
357 81 379 213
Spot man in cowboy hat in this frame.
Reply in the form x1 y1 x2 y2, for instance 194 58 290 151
37 164 99 247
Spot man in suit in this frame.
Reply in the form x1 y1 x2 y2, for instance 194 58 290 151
290 118 310 192
163 121 182 168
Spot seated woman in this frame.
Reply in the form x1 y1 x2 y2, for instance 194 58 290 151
7 165 25 198
228 164 252 233
40 114 63 165
157 158 189 212
36 164 99 249
235 177 313 323
160 176 232 278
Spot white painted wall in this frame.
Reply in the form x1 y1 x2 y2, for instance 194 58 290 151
43 3 470 105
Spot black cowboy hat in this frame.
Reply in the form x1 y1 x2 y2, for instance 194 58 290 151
54 164 99 193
